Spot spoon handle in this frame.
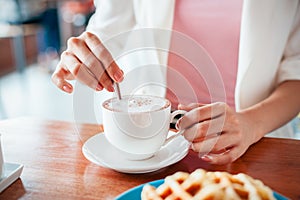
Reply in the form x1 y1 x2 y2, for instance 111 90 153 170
115 83 122 100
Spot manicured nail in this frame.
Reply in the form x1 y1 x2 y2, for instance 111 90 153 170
201 155 213 162
107 85 115 92
96 84 103 91
113 70 124 82
63 85 72 93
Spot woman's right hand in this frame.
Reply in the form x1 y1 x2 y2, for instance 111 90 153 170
51 31 124 93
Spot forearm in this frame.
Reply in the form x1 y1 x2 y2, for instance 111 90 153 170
239 80 300 142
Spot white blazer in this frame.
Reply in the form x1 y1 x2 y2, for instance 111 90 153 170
86 0 300 136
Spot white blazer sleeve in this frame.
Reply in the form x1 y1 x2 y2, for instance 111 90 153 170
86 0 135 42
277 4 300 84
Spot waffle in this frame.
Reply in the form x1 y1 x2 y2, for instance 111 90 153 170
141 169 275 200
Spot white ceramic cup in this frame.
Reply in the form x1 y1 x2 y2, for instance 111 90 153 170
102 95 186 160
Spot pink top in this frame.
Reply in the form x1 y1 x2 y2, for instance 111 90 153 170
166 0 243 109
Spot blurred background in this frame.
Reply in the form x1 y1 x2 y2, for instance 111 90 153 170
0 0 94 122
0 0 299 139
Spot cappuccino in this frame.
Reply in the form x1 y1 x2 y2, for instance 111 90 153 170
103 95 169 113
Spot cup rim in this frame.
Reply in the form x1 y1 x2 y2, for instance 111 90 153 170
102 95 171 113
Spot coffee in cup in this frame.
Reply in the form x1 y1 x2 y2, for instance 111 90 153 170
102 95 186 160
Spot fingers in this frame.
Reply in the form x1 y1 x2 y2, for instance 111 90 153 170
191 133 238 153
178 103 205 111
177 102 248 165
52 31 124 93
201 146 246 165
177 102 227 130
191 136 220 154
67 36 115 92
51 66 74 93
182 116 225 142
53 52 103 92
80 32 124 83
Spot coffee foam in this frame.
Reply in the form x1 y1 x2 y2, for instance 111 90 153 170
103 96 168 113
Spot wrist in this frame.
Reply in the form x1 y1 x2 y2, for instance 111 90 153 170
238 110 265 144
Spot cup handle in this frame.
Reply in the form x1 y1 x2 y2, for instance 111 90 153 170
163 110 187 146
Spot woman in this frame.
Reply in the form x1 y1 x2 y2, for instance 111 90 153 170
52 0 300 164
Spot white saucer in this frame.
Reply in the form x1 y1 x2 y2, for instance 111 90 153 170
0 162 23 192
82 131 189 174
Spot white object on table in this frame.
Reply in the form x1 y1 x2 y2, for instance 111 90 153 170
0 134 23 193
0 134 4 176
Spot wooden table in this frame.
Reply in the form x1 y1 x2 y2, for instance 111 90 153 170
0 117 299 199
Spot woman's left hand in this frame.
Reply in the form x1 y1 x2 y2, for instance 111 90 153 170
176 102 259 165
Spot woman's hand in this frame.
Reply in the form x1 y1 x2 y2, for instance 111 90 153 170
51 31 124 93
176 102 259 165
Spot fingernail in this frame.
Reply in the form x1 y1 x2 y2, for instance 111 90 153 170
96 84 103 91
107 85 115 92
113 70 124 82
201 155 213 162
63 85 72 93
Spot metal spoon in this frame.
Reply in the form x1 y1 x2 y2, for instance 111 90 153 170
114 83 122 100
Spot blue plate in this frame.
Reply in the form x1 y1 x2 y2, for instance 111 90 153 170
115 179 288 200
